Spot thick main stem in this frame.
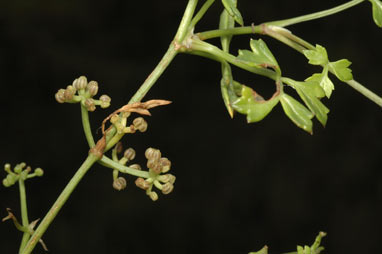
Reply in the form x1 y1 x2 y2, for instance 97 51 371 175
18 179 30 253
21 154 99 254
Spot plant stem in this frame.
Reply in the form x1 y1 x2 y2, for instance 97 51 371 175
21 154 99 254
197 26 260 40
265 0 365 27
190 0 216 29
346 79 382 107
81 104 95 148
18 178 30 253
174 0 199 43
100 156 149 178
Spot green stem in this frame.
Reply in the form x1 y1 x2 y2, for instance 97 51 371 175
174 0 199 43
190 0 216 29
21 154 99 254
100 156 150 178
265 0 365 27
189 38 278 80
18 178 30 253
197 26 260 41
346 79 382 107
81 104 95 148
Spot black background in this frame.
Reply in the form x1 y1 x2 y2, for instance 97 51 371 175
0 1 381 253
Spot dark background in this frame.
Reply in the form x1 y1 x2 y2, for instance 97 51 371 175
0 1 381 253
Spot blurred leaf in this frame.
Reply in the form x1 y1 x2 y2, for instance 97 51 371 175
287 79 329 126
232 85 280 123
303 44 328 65
237 39 281 75
249 246 268 254
369 0 382 27
280 94 314 134
221 0 244 26
329 59 353 81
219 4 235 51
305 68 334 98
220 63 239 117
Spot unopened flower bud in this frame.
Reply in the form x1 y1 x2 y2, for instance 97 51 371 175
148 191 158 201
99 95 111 108
159 157 171 173
151 163 162 174
6 174 17 185
73 76 87 90
87 81 99 96
115 142 123 154
135 177 150 190
4 163 11 173
84 98 96 111
34 168 44 177
161 182 174 195
2 178 11 187
160 174 176 184
64 85 76 101
147 158 159 170
129 164 141 170
145 148 161 160
133 117 148 132
14 162 26 174
113 177 127 191
123 148 136 161
55 89 66 103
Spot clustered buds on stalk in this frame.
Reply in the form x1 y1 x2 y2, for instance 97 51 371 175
2 163 44 187
134 147 175 201
110 113 148 135
54 76 111 111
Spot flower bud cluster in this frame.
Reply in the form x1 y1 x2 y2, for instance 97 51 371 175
111 143 139 191
110 114 148 135
2 163 44 187
55 76 111 111
135 148 175 201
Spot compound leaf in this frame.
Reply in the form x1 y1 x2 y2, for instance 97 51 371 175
305 69 334 98
329 59 353 81
303 44 328 65
369 0 382 27
221 0 244 26
232 85 280 123
280 94 314 134
237 39 281 75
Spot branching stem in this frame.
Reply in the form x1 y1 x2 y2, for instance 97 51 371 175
18 178 30 253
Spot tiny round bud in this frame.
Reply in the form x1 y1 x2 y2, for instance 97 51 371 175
14 163 26 174
2 178 11 187
145 148 161 160
159 157 171 173
55 89 66 103
113 177 127 191
6 174 16 185
110 114 120 124
133 117 148 132
123 148 136 161
64 85 76 101
151 163 162 174
73 76 87 90
148 191 158 201
147 158 159 170
161 182 174 195
99 95 111 108
34 168 44 177
129 164 141 170
84 98 96 112
4 163 11 173
160 174 176 184
87 81 99 96
135 177 150 190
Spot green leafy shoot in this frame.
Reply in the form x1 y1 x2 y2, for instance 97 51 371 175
303 44 328 65
280 94 314 134
232 85 280 123
221 0 244 26
369 0 382 27
220 64 240 118
237 39 281 75
328 59 353 81
305 66 334 98
285 78 329 127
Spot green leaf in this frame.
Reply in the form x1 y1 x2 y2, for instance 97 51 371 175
303 44 328 65
280 94 314 134
232 85 280 123
287 79 329 126
249 246 268 254
219 8 235 52
237 39 281 75
329 59 353 81
305 68 334 98
369 0 382 27
220 63 239 118
221 0 244 26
